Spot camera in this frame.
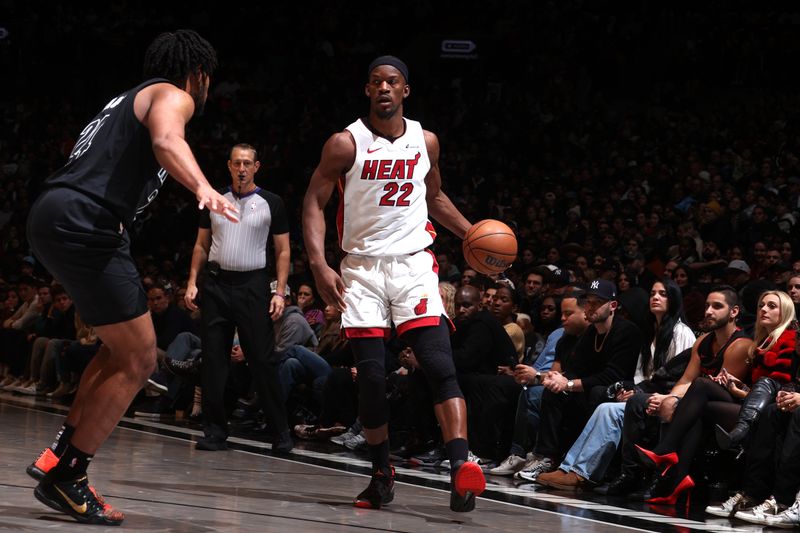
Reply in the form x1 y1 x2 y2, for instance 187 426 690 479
606 381 625 399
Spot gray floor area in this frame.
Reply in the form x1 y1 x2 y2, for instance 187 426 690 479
0 393 764 532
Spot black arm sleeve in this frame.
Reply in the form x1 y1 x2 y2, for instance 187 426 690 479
263 191 289 235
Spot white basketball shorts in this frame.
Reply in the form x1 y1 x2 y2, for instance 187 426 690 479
340 250 445 338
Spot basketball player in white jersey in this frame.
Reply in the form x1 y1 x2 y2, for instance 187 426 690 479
303 56 485 512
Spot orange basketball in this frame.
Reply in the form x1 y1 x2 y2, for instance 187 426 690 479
462 219 518 275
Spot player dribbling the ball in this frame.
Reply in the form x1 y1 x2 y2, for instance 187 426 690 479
303 55 486 512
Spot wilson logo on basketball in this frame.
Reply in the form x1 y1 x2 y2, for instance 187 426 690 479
414 298 428 315
484 255 510 267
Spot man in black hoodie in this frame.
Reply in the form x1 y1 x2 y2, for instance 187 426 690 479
451 285 519 460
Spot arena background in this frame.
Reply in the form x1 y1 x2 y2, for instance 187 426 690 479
1 0 799 288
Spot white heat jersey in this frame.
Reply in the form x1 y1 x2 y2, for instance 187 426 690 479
338 118 434 256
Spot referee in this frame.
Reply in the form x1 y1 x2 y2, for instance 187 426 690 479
185 143 292 452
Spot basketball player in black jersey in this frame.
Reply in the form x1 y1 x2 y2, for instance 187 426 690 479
24 30 237 525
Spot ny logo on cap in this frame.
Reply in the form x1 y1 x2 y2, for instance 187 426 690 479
590 281 600 289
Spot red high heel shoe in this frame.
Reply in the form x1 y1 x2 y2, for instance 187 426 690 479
635 444 678 476
645 475 694 506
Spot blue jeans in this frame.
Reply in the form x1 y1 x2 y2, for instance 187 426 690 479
559 402 624 481
166 332 202 362
509 385 544 457
278 345 332 403
164 332 202 399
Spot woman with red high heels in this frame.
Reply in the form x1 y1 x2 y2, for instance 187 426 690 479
635 290 797 506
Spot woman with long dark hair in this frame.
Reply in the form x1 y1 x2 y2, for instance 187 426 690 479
535 279 695 489
636 290 797 506
638 279 695 382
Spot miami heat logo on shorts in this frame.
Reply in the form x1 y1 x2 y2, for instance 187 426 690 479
414 298 428 316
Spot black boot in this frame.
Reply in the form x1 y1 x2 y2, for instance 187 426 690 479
715 377 780 450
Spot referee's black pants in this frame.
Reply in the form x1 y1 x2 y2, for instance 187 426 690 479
200 269 287 440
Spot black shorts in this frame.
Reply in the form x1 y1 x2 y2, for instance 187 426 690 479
26 187 147 326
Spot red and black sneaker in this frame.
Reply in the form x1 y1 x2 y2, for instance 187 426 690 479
353 467 395 509
450 461 486 512
26 448 59 481
34 475 125 526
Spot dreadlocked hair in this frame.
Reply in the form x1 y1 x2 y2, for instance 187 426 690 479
143 29 217 85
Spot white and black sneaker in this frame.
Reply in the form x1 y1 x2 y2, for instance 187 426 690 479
734 496 785 525
514 456 555 482
705 491 759 518
766 498 800 528
488 453 528 476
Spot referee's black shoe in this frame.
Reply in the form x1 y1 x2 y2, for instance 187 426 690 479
354 467 395 509
34 475 124 525
450 461 485 512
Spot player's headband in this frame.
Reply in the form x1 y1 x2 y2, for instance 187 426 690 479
367 55 409 84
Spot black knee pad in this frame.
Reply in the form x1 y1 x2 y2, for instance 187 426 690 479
403 318 463 404
351 337 388 429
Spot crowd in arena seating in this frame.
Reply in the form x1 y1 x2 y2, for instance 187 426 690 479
2 0 800 525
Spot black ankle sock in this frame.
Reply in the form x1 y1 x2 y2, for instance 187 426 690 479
368 440 391 477
445 438 469 466
50 424 75 456
49 443 93 482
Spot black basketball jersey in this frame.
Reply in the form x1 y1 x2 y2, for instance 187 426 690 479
44 78 172 229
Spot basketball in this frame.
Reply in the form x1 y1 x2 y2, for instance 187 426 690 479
462 219 518 275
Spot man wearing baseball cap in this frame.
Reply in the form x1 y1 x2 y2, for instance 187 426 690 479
514 279 643 482
725 260 751 290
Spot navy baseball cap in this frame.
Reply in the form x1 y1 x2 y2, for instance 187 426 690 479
585 279 617 301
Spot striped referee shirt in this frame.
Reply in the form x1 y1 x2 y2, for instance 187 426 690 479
199 187 289 272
